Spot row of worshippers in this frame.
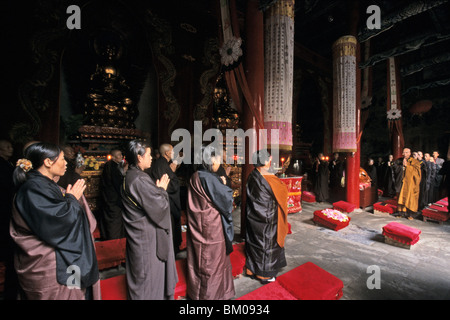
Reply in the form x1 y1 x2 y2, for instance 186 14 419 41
370 150 446 212
309 148 448 212
310 152 345 204
3 140 289 300
380 148 447 220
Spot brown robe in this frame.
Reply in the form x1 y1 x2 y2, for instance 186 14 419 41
121 166 178 300
398 157 422 213
186 171 235 300
10 193 101 300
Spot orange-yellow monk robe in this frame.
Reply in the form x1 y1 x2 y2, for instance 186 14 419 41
398 158 421 213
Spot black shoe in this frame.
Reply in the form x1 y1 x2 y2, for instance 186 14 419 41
260 277 276 285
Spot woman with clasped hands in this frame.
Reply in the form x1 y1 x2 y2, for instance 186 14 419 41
121 140 178 300
10 142 99 300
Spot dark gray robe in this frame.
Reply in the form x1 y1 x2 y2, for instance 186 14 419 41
245 169 287 278
121 166 178 300
99 160 125 240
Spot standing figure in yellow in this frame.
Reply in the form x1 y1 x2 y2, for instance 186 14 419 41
398 148 421 220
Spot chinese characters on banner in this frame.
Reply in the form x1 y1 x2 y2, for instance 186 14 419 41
332 36 357 153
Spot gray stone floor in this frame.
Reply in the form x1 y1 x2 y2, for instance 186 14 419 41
231 198 450 300
58 196 450 301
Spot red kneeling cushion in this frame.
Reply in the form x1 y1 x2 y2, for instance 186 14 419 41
95 238 127 270
175 259 187 300
302 191 316 203
100 274 127 300
313 209 350 231
333 201 356 213
277 262 343 300
382 222 421 245
374 202 396 214
230 242 246 278
430 204 448 212
237 281 297 300
422 207 450 222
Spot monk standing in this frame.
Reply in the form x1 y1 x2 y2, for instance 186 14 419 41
398 148 421 220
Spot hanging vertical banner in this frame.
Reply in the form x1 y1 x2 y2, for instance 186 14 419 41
332 35 358 153
387 57 402 122
386 57 405 158
264 0 295 151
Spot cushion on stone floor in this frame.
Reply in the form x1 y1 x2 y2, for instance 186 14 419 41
313 208 350 231
175 258 187 300
333 200 356 213
230 242 246 278
385 199 398 207
430 204 448 212
302 191 316 203
95 238 127 270
100 274 127 300
237 281 298 300
382 222 421 245
422 207 450 222
276 262 344 300
435 197 448 206
373 202 397 214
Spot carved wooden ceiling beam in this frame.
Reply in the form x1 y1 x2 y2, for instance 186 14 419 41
358 0 449 42
360 32 450 68
400 52 450 77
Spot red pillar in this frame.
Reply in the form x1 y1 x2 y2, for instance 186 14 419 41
240 0 265 238
345 1 361 207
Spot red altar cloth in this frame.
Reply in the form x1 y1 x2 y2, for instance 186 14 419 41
280 176 303 213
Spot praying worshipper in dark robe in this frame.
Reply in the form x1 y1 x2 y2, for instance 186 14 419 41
424 153 435 205
365 158 378 189
149 143 182 254
383 155 396 198
57 145 83 189
313 153 330 202
433 151 444 201
245 149 289 284
121 140 177 300
417 151 428 210
329 152 344 202
186 145 235 300
393 158 404 197
427 156 438 203
0 139 18 300
99 149 125 240
365 158 378 202
439 158 450 198
398 148 421 220
10 142 100 300
215 164 232 188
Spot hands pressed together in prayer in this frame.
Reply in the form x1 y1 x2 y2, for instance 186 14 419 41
156 173 170 190
66 179 87 200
